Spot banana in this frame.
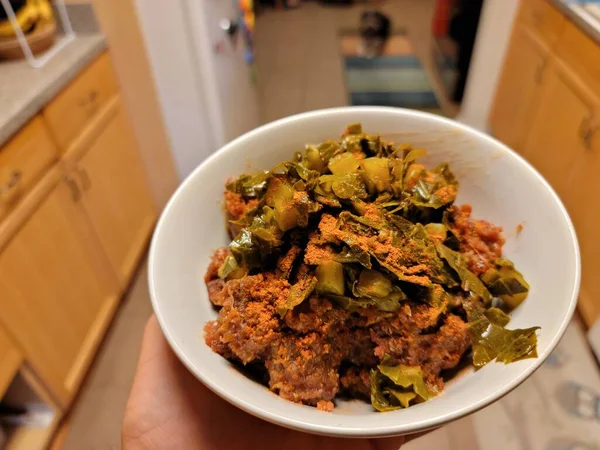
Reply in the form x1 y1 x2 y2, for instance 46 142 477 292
34 0 54 25
0 0 54 39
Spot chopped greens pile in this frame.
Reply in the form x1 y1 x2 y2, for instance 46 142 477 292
216 124 537 412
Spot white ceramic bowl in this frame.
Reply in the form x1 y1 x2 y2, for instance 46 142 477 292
149 107 580 437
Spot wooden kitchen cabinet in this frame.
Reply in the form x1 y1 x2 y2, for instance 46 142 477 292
74 99 156 285
490 25 550 151
0 177 120 406
491 0 600 328
521 57 598 202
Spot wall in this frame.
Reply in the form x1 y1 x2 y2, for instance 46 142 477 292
133 0 216 179
91 0 180 209
457 0 520 131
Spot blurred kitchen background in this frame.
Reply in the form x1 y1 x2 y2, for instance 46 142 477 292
0 0 599 448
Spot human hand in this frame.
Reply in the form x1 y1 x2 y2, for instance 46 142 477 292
122 315 426 450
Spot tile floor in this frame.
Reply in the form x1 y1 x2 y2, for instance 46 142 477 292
59 1 600 448
60 261 152 450
253 0 458 123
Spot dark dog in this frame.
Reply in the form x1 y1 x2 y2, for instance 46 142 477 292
359 10 391 58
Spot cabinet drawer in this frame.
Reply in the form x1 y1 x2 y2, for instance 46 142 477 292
0 117 58 222
517 0 565 45
43 52 119 151
0 325 22 398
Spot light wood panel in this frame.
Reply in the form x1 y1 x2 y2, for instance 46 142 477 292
0 178 119 405
43 53 119 151
561 94 600 329
517 0 565 45
556 20 600 94
91 0 179 209
0 325 22 398
490 25 549 151
521 57 597 202
75 99 156 285
0 117 58 221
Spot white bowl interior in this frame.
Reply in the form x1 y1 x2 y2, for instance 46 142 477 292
149 107 580 437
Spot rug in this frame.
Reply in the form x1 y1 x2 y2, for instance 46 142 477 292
340 31 443 114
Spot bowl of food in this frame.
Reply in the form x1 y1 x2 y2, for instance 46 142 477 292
148 107 580 437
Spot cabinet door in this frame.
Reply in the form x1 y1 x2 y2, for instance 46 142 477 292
564 108 600 328
490 25 549 151
0 179 119 405
521 58 596 202
77 100 156 285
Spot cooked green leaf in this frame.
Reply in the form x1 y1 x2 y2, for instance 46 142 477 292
468 313 540 368
484 307 511 327
377 365 435 401
344 123 363 135
315 261 345 296
354 269 393 298
278 276 317 318
217 255 238 279
481 259 530 310
331 173 367 200
226 171 269 198
370 369 401 412
328 152 361 174
435 241 492 304
385 389 417 408
333 245 372 269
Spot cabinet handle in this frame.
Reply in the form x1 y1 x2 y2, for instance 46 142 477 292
64 175 81 202
579 116 597 150
0 169 22 197
76 167 92 191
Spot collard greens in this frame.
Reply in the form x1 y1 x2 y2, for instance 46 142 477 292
216 123 537 413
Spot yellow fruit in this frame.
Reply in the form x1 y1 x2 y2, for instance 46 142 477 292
0 0 41 38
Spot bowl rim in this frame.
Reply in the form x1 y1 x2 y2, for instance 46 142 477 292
148 106 581 437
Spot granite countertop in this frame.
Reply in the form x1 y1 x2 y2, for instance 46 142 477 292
551 0 600 44
0 4 106 146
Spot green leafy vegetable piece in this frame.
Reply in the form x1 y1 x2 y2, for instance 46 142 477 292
344 123 363 135
370 369 401 412
377 365 435 401
229 207 284 269
226 171 269 199
315 261 345 296
329 295 379 311
328 290 403 312
360 157 391 193
468 313 540 368
217 255 238 279
424 223 447 241
333 245 372 269
484 307 511 327
403 148 427 164
317 140 342 164
408 163 458 209
435 241 492 304
331 173 367 200
328 152 360 175
385 389 417 408
305 145 326 173
355 269 393 298
277 276 317 318
315 194 341 208
481 259 530 310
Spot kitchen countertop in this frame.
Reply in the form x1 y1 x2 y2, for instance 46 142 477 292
551 0 600 44
0 4 106 147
